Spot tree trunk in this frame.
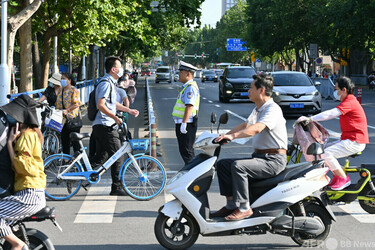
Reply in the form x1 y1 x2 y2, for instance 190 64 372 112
88 45 96 80
32 33 42 89
41 35 52 88
99 47 105 77
19 0 33 93
7 0 42 89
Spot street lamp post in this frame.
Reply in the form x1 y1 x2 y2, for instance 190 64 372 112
0 0 9 105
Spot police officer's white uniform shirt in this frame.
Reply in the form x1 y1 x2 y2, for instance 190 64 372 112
247 98 288 150
173 79 199 124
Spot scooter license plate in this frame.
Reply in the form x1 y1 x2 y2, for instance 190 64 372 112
290 103 304 108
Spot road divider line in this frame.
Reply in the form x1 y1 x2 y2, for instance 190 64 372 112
74 180 117 224
225 109 247 122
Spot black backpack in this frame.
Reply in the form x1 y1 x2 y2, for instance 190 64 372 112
87 79 112 121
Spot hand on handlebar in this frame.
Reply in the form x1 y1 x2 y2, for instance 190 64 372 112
114 116 123 125
214 134 233 144
295 116 311 126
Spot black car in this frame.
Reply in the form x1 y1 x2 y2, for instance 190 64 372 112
201 70 218 82
219 66 257 102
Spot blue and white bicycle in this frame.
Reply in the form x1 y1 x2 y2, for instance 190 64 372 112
43 122 166 201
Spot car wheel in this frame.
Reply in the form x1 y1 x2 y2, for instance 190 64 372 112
155 81 159 84
168 80 171 84
202 79 205 83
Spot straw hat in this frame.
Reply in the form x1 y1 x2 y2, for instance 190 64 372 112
48 72 62 86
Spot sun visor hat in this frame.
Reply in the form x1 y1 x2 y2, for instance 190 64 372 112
48 72 62 86
0 95 40 126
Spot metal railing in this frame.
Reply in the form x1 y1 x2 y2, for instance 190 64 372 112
7 78 99 104
144 77 157 157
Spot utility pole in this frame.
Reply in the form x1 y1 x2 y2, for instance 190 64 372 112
0 1 9 105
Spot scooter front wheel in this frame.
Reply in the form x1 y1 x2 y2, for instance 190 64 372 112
154 212 199 250
291 203 332 247
359 190 375 214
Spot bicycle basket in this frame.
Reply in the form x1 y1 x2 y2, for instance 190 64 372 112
129 139 149 151
44 109 63 132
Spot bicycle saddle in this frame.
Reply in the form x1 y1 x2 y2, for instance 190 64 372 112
70 132 90 141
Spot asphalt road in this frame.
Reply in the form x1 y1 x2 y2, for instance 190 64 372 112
29 75 375 250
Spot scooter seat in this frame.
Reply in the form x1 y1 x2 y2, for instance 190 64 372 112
252 161 322 188
22 206 55 222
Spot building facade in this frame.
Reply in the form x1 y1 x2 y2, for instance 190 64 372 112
221 0 238 16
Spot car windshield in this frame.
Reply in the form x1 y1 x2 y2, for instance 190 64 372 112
157 68 169 73
203 70 215 75
273 74 312 86
227 68 256 78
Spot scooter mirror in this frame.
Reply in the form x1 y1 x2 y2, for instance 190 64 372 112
219 112 228 124
211 112 217 124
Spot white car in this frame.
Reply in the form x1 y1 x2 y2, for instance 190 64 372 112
173 70 179 82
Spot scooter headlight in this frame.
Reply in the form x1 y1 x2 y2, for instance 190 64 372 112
168 171 188 185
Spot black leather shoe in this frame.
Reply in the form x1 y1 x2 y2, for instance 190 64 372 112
109 188 128 196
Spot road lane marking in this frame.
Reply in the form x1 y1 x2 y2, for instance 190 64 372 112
74 180 117 223
225 109 247 122
338 201 375 223
208 100 213 103
215 105 221 108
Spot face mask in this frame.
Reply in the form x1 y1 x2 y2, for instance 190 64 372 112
333 90 341 101
116 67 124 78
60 80 68 88
6 114 17 126
48 82 54 87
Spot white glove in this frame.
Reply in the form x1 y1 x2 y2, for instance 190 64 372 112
296 116 311 124
180 122 187 134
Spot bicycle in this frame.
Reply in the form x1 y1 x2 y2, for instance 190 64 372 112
41 104 62 158
287 142 375 214
43 122 167 201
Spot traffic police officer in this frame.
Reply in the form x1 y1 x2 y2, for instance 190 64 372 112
172 61 200 165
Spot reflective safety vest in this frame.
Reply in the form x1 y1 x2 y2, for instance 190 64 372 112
172 81 200 119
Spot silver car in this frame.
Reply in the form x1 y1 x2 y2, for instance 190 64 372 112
270 71 322 116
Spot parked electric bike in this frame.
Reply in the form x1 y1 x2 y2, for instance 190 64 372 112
154 113 335 249
0 206 62 250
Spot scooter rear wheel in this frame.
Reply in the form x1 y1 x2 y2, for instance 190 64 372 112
359 190 375 214
291 203 332 247
154 211 199 250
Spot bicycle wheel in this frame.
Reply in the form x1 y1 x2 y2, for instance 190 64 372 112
121 155 166 201
44 154 82 201
42 131 61 158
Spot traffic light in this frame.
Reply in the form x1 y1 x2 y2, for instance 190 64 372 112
182 54 185 59
194 54 197 59
176 53 179 56
201 53 204 58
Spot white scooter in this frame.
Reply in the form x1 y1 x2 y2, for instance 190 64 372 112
154 113 335 249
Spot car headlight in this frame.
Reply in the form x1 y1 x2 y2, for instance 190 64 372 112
307 90 319 96
168 171 188 185
273 91 280 96
225 82 233 88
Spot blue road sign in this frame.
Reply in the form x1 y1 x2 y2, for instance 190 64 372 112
227 38 247 51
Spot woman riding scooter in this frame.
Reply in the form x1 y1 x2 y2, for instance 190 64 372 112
297 76 369 190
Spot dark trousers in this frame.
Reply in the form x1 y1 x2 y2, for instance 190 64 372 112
92 125 123 188
216 153 286 203
61 124 81 155
175 120 197 165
